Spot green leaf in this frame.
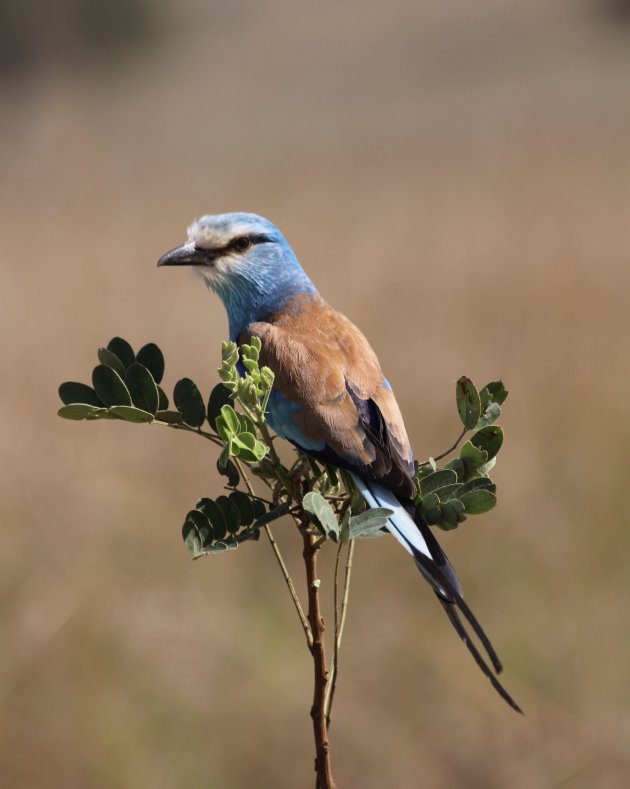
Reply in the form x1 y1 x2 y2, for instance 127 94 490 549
154 410 183 424
107 337 135 369
58 404 103 420
97 347 127 378
136 343 165 384
207 384 232 431
197 537 239 556
108 405 154 423
229 491 255 526
432 483 462 501
434 500 467 531
460 488 497 515
186 509 213 547
471 425 503 462
58 381 103 407
302 491 339 540
237 412 257 436
217 456 240 487
216 404 240 439
476 457 497 477
92 365 132 407
420 492 442 525
182 516 202 555
251 499 266 520
456 376 481 430
157 386 169 410
230 432 267 463
460 440 488 468
125 363 159 415
444 457 465 479
418 469 458 498
456 477 496 497
174 378 206 427
476 401 502 428
349 508 393 539
215 495 241 534
481 380 508 406
197 497 227 541
340 510 351 543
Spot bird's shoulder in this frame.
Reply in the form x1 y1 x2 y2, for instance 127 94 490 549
241 294 383 398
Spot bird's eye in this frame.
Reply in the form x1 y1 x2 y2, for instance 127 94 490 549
233 236 251 253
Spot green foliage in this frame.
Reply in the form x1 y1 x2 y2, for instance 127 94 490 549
58 336 509 555
414 377 508 530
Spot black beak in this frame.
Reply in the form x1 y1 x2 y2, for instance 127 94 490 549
157 244 217 267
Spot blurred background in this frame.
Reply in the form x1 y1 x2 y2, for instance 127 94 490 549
1 0 630 786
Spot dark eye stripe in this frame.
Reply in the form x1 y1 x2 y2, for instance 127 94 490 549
228 234 272 252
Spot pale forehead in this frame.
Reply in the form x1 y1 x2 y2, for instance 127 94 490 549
187 212 278 249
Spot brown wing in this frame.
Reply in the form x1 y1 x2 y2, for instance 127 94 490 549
240 294 415 498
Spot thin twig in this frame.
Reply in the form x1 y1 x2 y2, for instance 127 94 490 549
233 457 313 649
325 538 355 728
324 541 343 727
158 421 223 446
338 538 355 647
265 522 313 649
432 425 468 462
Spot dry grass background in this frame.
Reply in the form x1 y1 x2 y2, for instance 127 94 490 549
1 1 630 786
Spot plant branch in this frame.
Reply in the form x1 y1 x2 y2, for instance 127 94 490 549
302 526 336 789
433 425 468 461
158 420 223 446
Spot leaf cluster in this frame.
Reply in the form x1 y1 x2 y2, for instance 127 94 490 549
58 339 509 555
414 377 508 530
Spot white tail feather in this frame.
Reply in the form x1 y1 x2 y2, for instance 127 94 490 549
350 474 432 560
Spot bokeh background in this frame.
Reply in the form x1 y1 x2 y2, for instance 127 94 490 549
2 1 630 786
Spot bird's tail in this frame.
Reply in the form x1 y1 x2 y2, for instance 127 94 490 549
351 475 522 714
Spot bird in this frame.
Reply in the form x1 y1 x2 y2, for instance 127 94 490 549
157 212 521 712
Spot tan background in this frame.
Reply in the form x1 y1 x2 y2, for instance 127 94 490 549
2 1 630 786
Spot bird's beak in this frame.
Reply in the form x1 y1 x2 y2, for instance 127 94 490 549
157 243 216 267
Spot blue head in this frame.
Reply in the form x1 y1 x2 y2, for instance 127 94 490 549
157 212 317 339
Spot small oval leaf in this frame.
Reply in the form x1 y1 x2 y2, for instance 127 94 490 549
207 384 232 431
229 491 255 526
418 469 458 498
58 404 102 420
92 365 132 407
125 363 159 415
174 378 206 427
217 457 240 487
302 492 339 540
97 347 126 378
216 495 242 534
58 381 103 407
157 386 169 410
197 497 227 541
107 337 135 369
136 343 165 384
349 508 393 539
155 410 183 424
460 488 497 515
108 405 154 423
471 425 503 462
186 509 213 547
456 376 482 430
